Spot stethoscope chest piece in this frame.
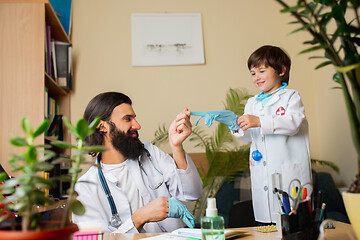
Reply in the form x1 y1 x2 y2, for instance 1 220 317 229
251 150 263 161
110 213 122 228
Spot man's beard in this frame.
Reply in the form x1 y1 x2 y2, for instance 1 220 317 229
108 122 144 159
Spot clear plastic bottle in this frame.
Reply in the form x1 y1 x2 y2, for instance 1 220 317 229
201 198 225 240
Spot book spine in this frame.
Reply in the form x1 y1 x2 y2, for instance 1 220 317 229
46 25 52 77
51 40 57 82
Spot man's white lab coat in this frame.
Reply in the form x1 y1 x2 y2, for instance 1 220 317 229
72 142 202 233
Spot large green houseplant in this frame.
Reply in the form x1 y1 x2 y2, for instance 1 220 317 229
273 0 360 237
152 88 251 221
0 116 105 239
274 0 360 192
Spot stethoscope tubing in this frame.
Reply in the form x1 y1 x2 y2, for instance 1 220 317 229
96 148 164 228
97 157 119 216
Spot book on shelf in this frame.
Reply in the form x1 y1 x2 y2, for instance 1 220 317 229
47 96 59 117
45 25 53 78
50 0 72 37
45 88 49 118
45 26 49 75
51 40 58 82
46 114 63 141
53 41 72 90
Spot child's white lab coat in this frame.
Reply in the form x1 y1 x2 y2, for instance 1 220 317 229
233 89 312 223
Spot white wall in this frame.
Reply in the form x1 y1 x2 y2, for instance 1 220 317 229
70 0 357 187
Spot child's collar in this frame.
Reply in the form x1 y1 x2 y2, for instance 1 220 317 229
256 82 287 101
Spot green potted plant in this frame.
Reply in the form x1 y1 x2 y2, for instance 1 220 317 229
273 0 360 237
0 116 105 239
152 88 251 221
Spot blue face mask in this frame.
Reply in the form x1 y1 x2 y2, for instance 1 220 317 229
191 110 239 131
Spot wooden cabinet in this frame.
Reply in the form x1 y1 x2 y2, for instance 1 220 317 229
0 0 71 177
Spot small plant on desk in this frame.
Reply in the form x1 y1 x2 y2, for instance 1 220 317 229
0 116 106 237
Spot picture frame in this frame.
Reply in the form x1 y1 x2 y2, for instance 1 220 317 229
131 13 205 66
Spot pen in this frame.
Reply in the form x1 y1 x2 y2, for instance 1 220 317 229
301 187 307 200
318 203 326 221
314 190 323 221
282 192 291 214
292 187 297 198
316 190 323 209
306 196 312 217
276 191 286 214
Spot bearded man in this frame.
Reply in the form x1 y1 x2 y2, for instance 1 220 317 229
72 92 202 233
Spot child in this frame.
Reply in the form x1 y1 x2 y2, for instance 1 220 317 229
233 45 312 224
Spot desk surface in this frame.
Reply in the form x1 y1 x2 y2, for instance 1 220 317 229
102 221 357 240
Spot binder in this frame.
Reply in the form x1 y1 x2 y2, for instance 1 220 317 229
53 41 72 90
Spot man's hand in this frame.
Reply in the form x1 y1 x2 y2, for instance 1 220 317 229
168 197 196 228
168 108 192 148
132 197 169 231
237 114 261 131
168 108 192 170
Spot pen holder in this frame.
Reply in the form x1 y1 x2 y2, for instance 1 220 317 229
281 202 319 240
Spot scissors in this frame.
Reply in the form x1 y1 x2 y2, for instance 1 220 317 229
287 179 313 211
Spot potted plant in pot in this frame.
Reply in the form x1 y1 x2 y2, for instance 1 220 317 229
0 116 105 239
273 0 360 237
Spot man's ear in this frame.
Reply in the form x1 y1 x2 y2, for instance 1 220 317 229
98 120 108 133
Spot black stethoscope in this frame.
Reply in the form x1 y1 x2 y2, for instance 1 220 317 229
96 148 164 228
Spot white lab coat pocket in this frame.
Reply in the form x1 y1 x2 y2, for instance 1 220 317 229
250 164 270 221
281 163 304 192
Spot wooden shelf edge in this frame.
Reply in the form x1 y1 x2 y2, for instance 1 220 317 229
45 72 69 96
45 1 70 43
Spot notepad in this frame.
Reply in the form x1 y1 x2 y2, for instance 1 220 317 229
143 228 248 239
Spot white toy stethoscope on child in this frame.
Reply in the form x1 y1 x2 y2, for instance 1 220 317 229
96 148 164 228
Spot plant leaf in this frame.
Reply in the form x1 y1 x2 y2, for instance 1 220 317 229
70 199 85 216
299 45 327 55
33 119 49 138
63 117 77 136
51 140 73 149
76 119 89 140
21 117 32 137
334 62 360 73
88 117 101 136
315 61 332 69
333 73 341 83
10 137 27 147
332 5 345 23
83 145 108 153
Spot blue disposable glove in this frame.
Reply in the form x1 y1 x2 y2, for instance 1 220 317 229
191 110 240 131
168 197 196 228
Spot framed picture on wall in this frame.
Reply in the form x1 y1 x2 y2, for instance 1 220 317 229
131 13 205 66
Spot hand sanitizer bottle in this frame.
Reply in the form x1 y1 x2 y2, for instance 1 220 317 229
201 198 225 240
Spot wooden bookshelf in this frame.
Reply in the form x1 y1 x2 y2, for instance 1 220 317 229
0 1 71 179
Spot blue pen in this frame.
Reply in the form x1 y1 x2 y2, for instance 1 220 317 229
282 192 291 214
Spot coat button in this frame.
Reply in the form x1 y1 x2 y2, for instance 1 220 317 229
264 186 268 191
263 161 266 166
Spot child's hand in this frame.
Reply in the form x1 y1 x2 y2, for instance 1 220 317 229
237 115 261 131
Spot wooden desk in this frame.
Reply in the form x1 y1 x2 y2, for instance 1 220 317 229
102 221 357 240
